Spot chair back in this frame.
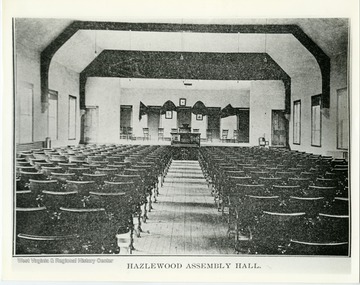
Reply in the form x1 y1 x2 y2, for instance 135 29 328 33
221 129 229 139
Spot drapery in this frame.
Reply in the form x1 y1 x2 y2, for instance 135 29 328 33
191 101 208 115
139 101 148 120
220 104 238 118
160 100 177 115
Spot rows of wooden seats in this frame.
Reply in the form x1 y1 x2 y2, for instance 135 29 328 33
198 146 349 255
15 144 172 254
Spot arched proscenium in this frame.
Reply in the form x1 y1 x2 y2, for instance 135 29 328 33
41 22 330 113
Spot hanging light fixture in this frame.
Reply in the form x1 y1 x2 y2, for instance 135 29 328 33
94 30 98 55
237 32 240 83
180 31 184 60
263 19 268 63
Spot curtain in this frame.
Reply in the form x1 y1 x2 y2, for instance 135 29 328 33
139 101 148 120
160 100 177 114
191 101 208 115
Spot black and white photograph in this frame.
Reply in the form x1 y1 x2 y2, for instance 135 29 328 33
2 0 359 283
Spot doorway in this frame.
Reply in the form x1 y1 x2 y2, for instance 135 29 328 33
271 110 287 147
148 107 161 139
120 105 133 128
237 109 250 143
207 107 221 140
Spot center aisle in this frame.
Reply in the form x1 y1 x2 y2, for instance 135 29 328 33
132 160 234 255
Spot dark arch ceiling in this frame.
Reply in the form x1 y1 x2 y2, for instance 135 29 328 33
79 50 291 111
40 21 330 113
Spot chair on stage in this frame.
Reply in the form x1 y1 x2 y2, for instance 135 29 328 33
206 129 213 142
233 130 238 143
221 129 229 142
120 127 127 139
142 128 150 140
158 128 164 140
126 127 134 140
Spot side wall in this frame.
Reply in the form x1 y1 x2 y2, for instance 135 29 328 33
289 52 348 157
15 42 80 149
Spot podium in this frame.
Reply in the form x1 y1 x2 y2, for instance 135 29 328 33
170 125 200 160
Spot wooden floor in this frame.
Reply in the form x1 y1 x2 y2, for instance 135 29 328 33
131 160 234 255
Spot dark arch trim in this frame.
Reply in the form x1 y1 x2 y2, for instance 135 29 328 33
41 21 330 111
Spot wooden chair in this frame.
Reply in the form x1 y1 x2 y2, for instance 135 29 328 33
288 196 325 217
206 129 213 142
250 211 306 254
96 167 118 180
321 197 349 216
57 162 78 172
42 190 80 211
60 207 112 254
50 172 77 185
82 173 107 185
289 213 349 256
41 166 64 177
221 129 229 142
67 167 91 177
270 185 302 201
18 171 46 189
16 190 39 208
113 174 144 235
89 192 133 254
16 206 49 237
157 128 164 140
235 195 280 253
306 186 338 200
126 127 134 140
15 206 72 254
142 128 150 140
29 179 61 196
120 126 127 139
233 130 238 142
289 240 348 256
17 233 79 254
17 166 38 173
65 180 97 198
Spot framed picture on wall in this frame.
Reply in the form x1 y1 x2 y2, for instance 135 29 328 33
179 98 186 106
196 114 203 121
165 110 173 119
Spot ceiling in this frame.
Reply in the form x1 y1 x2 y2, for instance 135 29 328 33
14 18 347 88
14 18 348 57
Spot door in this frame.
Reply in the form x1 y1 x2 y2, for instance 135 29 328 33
271 110 287 147
177 107 192 128
237 109 250 142
148 107 161 139
207 107 221 140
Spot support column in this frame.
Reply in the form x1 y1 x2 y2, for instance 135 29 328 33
80 106 99 144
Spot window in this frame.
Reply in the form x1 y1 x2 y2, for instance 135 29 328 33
293 100 301 144
48 90 58 140
68 95 76 140
311 95 321 147
337 88 349 149
18 82 33 143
